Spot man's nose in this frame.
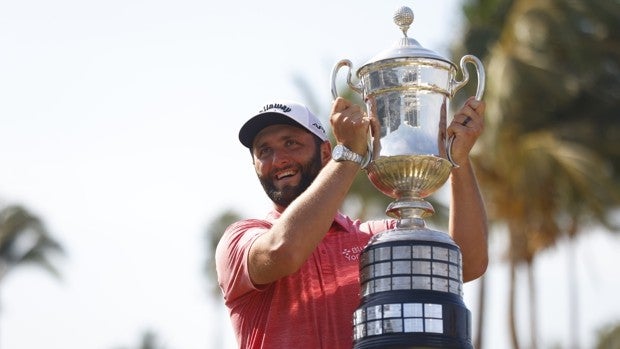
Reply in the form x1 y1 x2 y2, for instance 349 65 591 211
271 148 292 165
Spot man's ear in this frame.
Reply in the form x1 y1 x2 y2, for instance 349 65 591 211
320 141 332 166
249 148 257 165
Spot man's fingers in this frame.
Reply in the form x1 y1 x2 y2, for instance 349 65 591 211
331 97 352 113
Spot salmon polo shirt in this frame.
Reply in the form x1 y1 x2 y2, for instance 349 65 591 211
215 210 395 349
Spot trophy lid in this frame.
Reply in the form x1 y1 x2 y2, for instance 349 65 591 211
362 6 454 68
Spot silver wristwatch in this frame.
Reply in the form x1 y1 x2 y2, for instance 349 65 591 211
332 144 369 168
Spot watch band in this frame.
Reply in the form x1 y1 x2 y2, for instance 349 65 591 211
332 144 371 168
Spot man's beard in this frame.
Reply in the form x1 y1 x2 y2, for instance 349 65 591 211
258 148 323 208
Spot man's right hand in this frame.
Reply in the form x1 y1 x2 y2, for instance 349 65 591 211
329 97 372 157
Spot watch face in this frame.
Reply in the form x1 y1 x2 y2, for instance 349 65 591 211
333 145 344 159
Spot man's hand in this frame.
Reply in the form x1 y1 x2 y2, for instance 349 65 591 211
330 97 371 156
447 97 486 165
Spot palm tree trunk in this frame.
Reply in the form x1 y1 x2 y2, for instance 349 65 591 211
508 260 521 349
475 274 486 349
567 236 580 349
527 261 538 349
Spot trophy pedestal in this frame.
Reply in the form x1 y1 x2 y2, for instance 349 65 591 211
352 223 473 349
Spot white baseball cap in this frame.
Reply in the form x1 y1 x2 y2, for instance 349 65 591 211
238 100 328 148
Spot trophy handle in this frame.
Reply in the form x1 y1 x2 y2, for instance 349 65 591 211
330 59 363 99
447 54 486 167
330 59 372 168
452 54 486 100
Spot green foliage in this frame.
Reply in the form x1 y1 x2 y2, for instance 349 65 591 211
113 329 167 349
0 204 64 282
460 0 515 58
596 321 620 349
204 210 242 298
454 0 620 255
453 1 620 347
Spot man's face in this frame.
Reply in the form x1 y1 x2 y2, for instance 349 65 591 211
251 124 327 209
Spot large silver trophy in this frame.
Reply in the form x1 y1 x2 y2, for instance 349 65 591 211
330 6 485 349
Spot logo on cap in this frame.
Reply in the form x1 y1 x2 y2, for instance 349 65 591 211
312 122 326 135
259 103 291 114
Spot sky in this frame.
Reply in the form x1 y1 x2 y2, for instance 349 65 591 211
1 0 619 348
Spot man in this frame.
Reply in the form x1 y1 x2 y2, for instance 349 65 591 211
216 96 488 348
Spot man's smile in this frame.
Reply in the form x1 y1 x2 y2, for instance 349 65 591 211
275 168 297 181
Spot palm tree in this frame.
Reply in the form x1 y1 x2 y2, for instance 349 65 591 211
112 329 166 349
596 321 620 349
0 203 64 345
474 130 619 348
454 0 620 348
204 209 242 349
0 204 64 283
204 210 242 298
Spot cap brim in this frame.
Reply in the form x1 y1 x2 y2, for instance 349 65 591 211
238 112 305 148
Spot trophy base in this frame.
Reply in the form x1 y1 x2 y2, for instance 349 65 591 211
354 224 471 349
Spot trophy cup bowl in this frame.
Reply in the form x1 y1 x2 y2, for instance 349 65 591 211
331 6 485 349
331 6 484 220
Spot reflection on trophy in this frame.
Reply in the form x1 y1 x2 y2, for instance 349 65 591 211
331 6 485 349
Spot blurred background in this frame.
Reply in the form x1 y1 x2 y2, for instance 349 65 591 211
1 0 619 348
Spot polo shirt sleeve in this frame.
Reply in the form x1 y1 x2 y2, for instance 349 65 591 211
215 219 271 304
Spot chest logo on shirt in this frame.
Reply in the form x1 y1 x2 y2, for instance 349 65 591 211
342 245 365 261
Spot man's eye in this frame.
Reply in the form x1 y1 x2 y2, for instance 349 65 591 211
257 148 272 158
